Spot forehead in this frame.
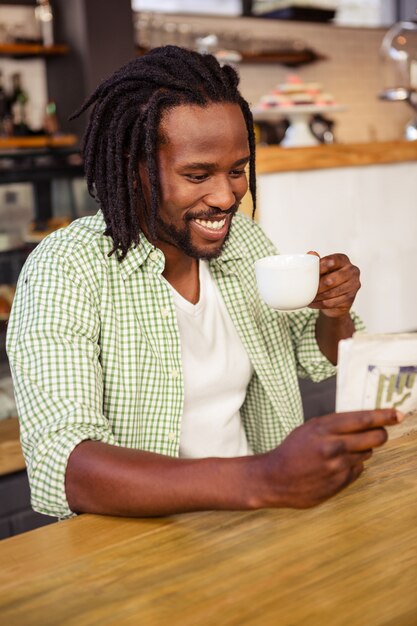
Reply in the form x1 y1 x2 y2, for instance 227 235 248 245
158 102 249 163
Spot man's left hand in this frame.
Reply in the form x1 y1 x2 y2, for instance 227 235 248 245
308 252 361 319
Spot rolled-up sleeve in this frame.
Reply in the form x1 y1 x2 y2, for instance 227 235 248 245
6 252 118 519
288 308 365 382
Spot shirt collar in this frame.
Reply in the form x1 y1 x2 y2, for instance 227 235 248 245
119 233 164 279
93 211 163 278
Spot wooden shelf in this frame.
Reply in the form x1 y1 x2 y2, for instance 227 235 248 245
0 134 78 150
240 49 326 66
256 140 417 174
136 46 325 67
0 43 69 57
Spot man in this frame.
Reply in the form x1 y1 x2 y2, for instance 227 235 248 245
7 46 402 520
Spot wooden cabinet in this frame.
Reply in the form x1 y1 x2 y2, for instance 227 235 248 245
0 471 56 540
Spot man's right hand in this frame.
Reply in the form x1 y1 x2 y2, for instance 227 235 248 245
253 409 403 509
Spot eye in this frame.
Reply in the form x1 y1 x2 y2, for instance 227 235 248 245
185 173 209 182
230 169 246 178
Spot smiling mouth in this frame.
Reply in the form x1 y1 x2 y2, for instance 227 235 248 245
189 215 230 241
194 218 226 231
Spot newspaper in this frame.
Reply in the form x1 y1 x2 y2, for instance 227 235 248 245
336 332 417 438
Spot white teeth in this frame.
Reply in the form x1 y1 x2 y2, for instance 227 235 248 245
194 218 226 230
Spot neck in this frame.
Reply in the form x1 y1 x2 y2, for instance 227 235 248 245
159 240 200 304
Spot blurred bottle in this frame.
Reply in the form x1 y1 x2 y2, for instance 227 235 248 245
379 21 417 141
43 99 59 135
9 72 30 136
380 22 417 94
35 0 54 47
0 71 8 135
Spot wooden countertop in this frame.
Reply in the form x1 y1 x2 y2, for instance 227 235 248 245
256 140 417 174
0 417 416 625
0 417 26 476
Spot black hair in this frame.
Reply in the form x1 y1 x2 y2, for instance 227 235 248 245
70 45 256 260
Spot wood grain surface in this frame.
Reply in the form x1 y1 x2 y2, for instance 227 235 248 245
0 423 416 626
0 417 25 476
256 140 417 174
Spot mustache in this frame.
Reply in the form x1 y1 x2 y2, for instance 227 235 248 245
187 202 240 222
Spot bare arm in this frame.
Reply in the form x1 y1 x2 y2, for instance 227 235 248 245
66 408 403 516
66 442 256 516
315 311 355 365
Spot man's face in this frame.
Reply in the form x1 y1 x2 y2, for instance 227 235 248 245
140 102 250 260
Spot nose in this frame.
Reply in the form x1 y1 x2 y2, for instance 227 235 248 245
204 176 236 212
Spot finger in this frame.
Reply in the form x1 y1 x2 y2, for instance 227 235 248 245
355 448 373 462
317 267 361 294
317 272 360 305
320 253 350 274
320 439 375 461
321 409 404 434
307 250 320 258
312 292 356 310
327 449 373 474
317 265 359 293
340 449 374 463
331 461 365 493
345 461 365 486
341 428 388 452
314 281 355 302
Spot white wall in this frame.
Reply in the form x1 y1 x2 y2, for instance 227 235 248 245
258 162 417 333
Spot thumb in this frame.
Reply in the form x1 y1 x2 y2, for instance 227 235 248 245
307 250 320 258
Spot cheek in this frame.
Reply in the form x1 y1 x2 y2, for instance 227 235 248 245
158 170 182 201
235 177 249 200
160 179 203 211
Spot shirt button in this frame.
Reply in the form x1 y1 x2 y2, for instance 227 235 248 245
161 307 170 318
170 368 180 379
149 250 159 262
168 432 176 442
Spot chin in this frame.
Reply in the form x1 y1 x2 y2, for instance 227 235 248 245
197 247 224 261
187 242 224 261
188 231 231 260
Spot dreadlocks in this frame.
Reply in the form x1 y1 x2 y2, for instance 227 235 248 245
70 45 257 260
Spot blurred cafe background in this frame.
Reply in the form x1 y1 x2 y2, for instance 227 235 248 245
0 0 416 539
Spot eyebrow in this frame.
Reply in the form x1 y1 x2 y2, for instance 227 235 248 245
180 155 251 171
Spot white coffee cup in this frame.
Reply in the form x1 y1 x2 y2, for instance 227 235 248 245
255 254 320 311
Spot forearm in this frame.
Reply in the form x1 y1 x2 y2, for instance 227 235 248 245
65 440 263 516
315 311 355 365
65 406 399 515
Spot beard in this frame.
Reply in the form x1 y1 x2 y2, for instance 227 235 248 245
154 204 238 260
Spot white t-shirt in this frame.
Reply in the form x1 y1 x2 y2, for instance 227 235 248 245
168 261 254 458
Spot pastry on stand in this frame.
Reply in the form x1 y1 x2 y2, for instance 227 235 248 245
252 75 346 147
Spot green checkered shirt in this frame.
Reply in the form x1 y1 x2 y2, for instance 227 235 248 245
7 211 354 519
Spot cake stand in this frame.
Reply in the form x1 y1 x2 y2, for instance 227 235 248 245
252 104 347 147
